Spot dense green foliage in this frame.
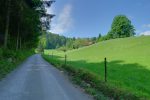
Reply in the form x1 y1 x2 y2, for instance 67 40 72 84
39 33 67 49
44 36 150 99
0 48 34 79
0 0 52 79
38 32 97 50
108 15 135 38
0 0 43 49
97 15 135 42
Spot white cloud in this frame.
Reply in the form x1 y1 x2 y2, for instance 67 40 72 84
51 4 73 34
140 31 150 36
142 24 150 28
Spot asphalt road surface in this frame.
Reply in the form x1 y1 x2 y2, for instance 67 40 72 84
0 54 93 100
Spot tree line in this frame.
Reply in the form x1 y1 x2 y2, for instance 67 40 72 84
37 32 97 51
0 0 54 50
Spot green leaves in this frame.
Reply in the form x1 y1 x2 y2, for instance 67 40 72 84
0 0 43 49
108 15 135 39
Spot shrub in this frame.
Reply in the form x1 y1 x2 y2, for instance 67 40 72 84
0 49 34 79
2 49 16 58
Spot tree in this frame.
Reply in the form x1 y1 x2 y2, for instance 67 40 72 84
108 15 135 39
0 0 50 49
4 0 11 48
98 33 101 38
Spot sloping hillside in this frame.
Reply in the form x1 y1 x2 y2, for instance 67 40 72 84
45 36 150 98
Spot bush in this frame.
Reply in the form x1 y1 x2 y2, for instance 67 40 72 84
0 49 34 79
1 49 16 58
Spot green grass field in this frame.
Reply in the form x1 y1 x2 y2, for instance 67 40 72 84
44 36 150 98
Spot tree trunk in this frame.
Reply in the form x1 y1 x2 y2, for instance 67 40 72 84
16 24 20 50
20 37 22 49
4 0 11 48
18 0 23 50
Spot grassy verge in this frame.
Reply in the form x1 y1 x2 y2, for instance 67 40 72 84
0 48 34 79
42 54 142 100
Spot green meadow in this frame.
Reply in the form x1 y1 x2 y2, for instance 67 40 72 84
44 36 150 98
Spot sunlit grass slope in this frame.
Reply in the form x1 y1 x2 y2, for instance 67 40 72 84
45 36 150 98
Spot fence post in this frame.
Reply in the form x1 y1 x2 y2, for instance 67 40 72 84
65 54 67 66
104 57 107 82
52 52 53 58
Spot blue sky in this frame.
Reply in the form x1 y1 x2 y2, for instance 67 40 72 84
48 0 150 38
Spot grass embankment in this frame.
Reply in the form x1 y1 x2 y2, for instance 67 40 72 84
43 55 138 100
0 48 34 79
43 36 150 100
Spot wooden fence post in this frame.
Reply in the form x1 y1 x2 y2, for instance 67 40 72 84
65 54 67 66
52 52 53 58
104 57 107 82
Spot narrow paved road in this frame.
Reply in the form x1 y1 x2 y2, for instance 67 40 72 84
0 54 92 100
